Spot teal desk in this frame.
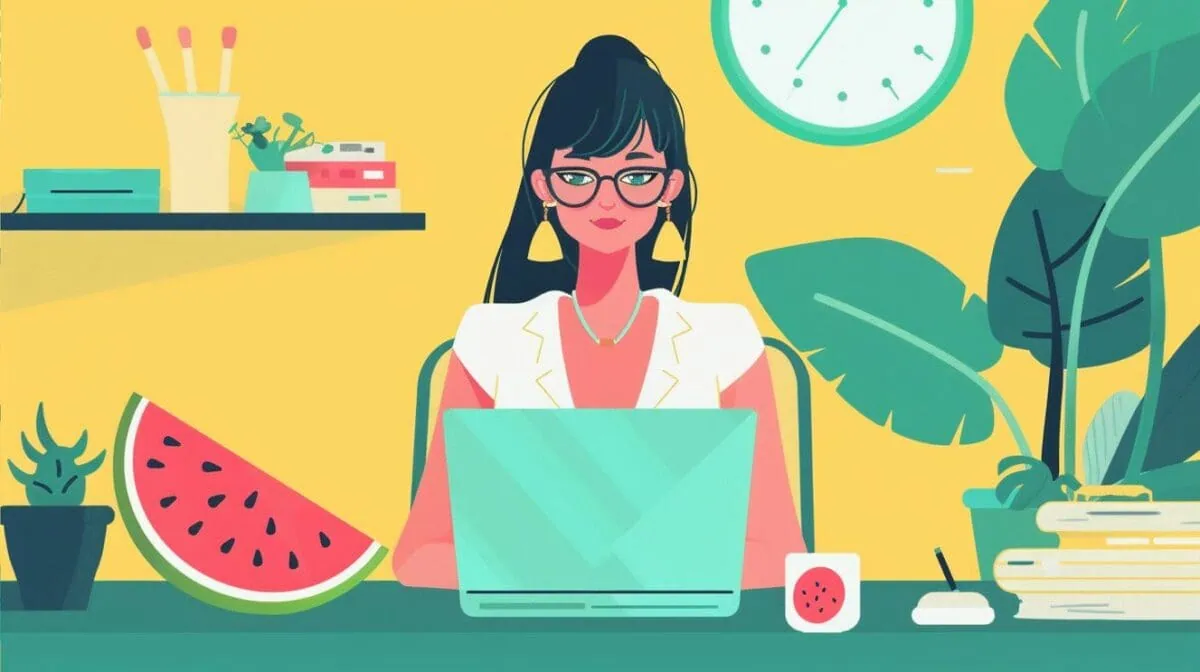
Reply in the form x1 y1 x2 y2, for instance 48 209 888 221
1 582 1190 671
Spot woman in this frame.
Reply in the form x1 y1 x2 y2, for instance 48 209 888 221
394 35 806 589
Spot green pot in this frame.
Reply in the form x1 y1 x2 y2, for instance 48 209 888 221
963 488 1058 580
244 170 312 213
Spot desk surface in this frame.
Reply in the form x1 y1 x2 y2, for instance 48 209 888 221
0 581 1190 671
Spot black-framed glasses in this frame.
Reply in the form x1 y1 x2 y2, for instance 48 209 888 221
547 167 668 208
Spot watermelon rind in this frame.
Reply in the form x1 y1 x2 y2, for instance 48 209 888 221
113 392 388 615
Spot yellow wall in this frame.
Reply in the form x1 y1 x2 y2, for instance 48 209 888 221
2 1 1198 582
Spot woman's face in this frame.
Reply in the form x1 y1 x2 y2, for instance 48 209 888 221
531 124 685 255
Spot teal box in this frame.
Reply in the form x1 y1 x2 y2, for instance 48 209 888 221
23 169 161 213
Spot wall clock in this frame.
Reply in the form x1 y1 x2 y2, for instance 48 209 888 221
711 0 973 146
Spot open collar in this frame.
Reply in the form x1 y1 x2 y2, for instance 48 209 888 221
517 289 695 409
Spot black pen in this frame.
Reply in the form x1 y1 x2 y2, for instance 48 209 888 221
934 547 958 592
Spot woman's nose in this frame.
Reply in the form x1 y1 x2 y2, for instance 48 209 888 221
597 180 619 209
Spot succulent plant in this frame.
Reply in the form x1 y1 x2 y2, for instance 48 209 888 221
228 111 333 170
7 403 106 506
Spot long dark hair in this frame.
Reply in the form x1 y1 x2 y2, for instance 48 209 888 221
482 35 697 304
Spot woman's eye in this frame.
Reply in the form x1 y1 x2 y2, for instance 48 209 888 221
620 172 656 186
558 172 594 186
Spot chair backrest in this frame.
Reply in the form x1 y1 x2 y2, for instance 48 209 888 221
411 336 816 552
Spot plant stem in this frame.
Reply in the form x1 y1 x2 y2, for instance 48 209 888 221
1062 89 1200 470
1124 238 1166 480
813 293 1034 458
1033 210 1064 478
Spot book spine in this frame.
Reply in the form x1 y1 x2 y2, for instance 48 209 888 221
285 162 396 188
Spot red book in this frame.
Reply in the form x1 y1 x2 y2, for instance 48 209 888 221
285 161 396 188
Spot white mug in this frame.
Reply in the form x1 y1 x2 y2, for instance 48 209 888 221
785 553 861 633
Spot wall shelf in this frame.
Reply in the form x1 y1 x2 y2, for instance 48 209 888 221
0 212 426 232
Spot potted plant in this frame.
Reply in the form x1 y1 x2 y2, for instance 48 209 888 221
1005 2 1200 494
228 112 331 212
2 403 111 610
745 3 1200 581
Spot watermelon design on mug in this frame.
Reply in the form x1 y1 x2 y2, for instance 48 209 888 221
113 393 387 614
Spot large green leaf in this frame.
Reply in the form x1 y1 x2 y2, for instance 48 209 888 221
1083 390 1140 485
987 169 1150 368
1062 32 1200 237
1005 0 1200 169
1103 325 1200 482
745 238 1004 446
1127 461 1200 500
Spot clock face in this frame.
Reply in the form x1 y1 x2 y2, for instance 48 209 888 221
711 0 973 145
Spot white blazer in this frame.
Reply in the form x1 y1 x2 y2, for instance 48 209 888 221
452 288 766 409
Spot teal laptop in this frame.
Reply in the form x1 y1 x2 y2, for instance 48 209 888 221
442 409 757 618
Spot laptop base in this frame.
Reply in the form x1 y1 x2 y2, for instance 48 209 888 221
461 591 741 618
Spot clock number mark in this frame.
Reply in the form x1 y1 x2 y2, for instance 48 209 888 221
882 78 899 100
761 44 772 55
923 0 933 6
752 0 763 6
837 91 848 102
795 0 848 72
914 45 935 61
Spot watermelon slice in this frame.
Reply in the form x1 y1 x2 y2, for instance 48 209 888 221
113 393 387 614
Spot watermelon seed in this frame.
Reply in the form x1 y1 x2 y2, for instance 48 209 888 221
266 518 277 535
253 550 263 567
220 538 235 554
289 552 299 570
163 436 181 447
822 587 827 593
147 459 165 469
201 461 222 473
188 521 204 536
815 595 820 602
319 532 331 548
819 607 824 613
832 598 838 603
160 496 177 508
805 602 810 608
801 590 807 596
244 491 259 509
208 494 226 508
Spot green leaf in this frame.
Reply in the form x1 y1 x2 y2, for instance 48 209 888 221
1104 325 1200 482
76 449 107 477
20 431 43 463
281 112 303 129
746 238 1005 446
7 459 33 486
1128 461 1200 500
998 455 1042 475
988 170 1150 368
1005 1 1200 169
1062 32 1200 238
1083 390 1140 484
63 429 88 460
34 402 60 451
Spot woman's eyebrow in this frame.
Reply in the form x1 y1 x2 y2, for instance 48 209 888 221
625 151 655 160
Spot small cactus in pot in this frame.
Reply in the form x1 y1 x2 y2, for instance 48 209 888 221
1 403 115 610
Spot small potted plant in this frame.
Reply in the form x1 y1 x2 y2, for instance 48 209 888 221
229 112 332 212
2 403 111 610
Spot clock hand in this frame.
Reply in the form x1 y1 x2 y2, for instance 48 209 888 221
795 0 848 73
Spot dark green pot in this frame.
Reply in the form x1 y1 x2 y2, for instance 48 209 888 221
963 488 1058 580
1 505 114 610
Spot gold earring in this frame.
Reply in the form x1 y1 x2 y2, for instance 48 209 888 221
528 201 564 262
651 203 686 263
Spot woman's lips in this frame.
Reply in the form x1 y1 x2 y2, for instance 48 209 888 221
591 218 625 230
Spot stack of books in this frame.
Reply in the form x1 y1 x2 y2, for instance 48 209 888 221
995 499 1200 620
285 141 400 213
